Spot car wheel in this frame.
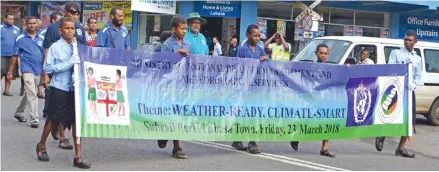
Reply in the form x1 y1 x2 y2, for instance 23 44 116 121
427 99 439 126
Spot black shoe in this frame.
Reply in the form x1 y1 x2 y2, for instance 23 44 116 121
73 157 91 169
320 149 336 158
247 142 261 154
290 141 299 151
19 88 24 96
36 143 50 162
13 115 27 122
231 141 247 151
395 148 415 158
375 137 385 152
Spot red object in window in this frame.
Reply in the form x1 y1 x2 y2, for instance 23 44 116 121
87 40 96 47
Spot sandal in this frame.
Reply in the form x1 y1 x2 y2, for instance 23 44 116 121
172 149 188 159
36 143 50 161
158 140 168 149
51 126 59 141
14 115 27 122
73 157 91 169
3 92 12 96
59 139 73 149
320 149 336 158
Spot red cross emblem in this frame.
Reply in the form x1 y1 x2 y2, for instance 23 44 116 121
96 82 118 117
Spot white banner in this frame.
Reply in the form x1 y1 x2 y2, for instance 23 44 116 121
131 0 176 14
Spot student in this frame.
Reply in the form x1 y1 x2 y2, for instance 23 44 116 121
158 16 191 159
36 17 91 169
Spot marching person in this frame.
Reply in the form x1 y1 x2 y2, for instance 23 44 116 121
85 17 98 47
184 12 209 55
96 6 130 50
37 17 91 168
158 16 191 159
375 30 420 158
8 16 44 128
232 24 268 154
42 1 85 149
264 31 291 61
1 13 21 96
290 44 336 158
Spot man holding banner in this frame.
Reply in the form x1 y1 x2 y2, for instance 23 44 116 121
232 24 267 154
375 30 420 158
96 6 130 50
158 16 191 159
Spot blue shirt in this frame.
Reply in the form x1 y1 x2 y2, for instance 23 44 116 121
237 41 266 59
44 38 74 92
161 36 192 53
241 39 264 49
43 20 86 49
38 29 47 37
184 30 208 55
13 31 44 75
96 22 130 50
1 23 21 56
388 47 422 86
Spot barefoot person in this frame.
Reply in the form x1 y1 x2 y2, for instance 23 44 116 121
36 17 91 169
158 16 191 159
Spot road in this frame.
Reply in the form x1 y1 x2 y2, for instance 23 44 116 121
1 80 439 170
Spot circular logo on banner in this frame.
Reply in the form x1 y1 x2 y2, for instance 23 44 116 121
377 77 403 124
303 15 313 32
76 29 82 36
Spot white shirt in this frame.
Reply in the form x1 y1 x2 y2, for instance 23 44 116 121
213 42 222 56
359 58 374 64
388 47 422 86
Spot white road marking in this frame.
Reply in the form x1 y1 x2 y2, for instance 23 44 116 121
187 141 349 171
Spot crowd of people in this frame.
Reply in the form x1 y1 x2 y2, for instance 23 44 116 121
0 1 420 169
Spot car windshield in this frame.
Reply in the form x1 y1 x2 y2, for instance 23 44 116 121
293 39 352 64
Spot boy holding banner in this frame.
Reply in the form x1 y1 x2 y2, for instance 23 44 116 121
36 17 91 169
158 16 191 159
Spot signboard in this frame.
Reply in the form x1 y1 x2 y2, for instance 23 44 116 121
131 0 176 15
257 18 267 39
194 1 241 18
344 26 353 36
83 1 132 30
380 28 390 38
75 44 412 141
277 20 286 36
303 31 313 38
40 2 81 28
354 26 363 36
399 15 439 41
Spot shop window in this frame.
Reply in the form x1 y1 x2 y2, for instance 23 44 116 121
258 1 292 20
348 44 377 64
330 8 354 25
362 27 381 37
325 24 344 36
138 14 174 51
316 6 330 23
355 11 385 27
384 46 421 64
424 49 439 73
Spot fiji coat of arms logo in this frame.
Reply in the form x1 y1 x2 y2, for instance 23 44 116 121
353 81 372 124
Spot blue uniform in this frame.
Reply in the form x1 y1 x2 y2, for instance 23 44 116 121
43 20 86 49
388 47 422 85
184 30 208 55
237 41 266 59
38 29 47 37
13 32 44 75
96 22 130 50
161 36 192 53
43 38 74 92
1 22 21 56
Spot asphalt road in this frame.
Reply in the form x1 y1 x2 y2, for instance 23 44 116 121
1 80 439 171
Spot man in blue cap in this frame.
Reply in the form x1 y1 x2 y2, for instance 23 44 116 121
1 12 21 96
184 12 209 55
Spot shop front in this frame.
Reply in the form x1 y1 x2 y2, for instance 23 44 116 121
392 12 439 42
1 1 28 30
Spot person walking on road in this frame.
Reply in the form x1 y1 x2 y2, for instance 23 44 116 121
1 13 21 96
290 44 336 158
37 17 91 169
375 30 420 158
96 6 130 50
8 16 44 128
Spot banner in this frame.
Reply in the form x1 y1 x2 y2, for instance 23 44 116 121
131 0 176 15
40 2 81 28
76 45 411 141
83 1 132 30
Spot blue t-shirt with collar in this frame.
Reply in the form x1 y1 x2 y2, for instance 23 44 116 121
42 19 86 49
96 22 130 50
237 41 266 59
13 31 44 75
1 22 21 56
161 36 192 53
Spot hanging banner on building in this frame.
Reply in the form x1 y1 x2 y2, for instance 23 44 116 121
294 22 305 41
75 44 412 141
344 26 353 36
131 0 176 15
257 18 267 39
194 1 241 18
400 15 439 41
153 16 161 32
277 20 286 36
40 2 81 28
380 28 390 38
354 26 363 36
83 1 132 30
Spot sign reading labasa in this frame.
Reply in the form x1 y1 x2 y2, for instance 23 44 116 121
75 44 412 141
194 1 241 18
400 15 439 41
